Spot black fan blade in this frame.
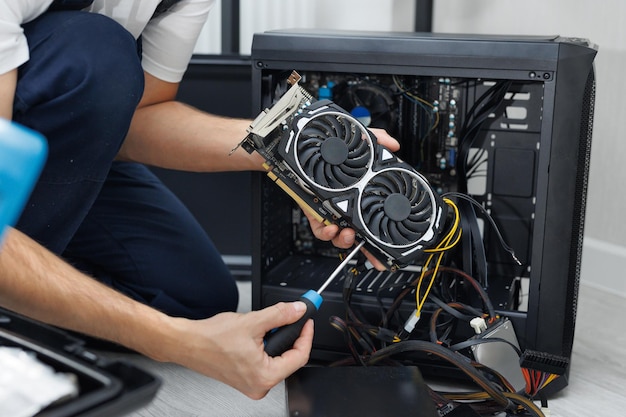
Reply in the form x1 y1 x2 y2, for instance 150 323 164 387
403 216 431 234
339 116 354 137
301 126 328 139
339 164 368 178
324 163 345 188
369 211 386 238
412 198 432 218
380 216 391 243
313 157 329 187
396 220 423 242
361 193 385 213
302 151 322 177
396 172 411 196
327 115 345 138
307 119 334 138
332 165 360 186
299 136 324 149
411 191 431 213
343 120 361 148
349 134 370 154
372 174 398 194
345 147 370 169
387 221 410 245
299 144 321 167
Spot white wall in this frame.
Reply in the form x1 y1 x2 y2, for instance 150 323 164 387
433 0 626 295
193 0 416 54
192 0 222 54
241 0 416 54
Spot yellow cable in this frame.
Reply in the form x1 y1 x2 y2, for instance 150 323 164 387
415 198 462 315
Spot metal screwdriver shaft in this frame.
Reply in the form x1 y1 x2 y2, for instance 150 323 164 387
264 241 365 356
317 241 365 293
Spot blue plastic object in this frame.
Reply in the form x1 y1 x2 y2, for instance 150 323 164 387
301 289 323 309
0 119 48 241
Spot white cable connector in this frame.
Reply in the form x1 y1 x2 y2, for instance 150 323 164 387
470 317 487 334
403 309 421 335
541 407 551 416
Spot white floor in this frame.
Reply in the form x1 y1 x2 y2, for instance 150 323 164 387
117 281 626 417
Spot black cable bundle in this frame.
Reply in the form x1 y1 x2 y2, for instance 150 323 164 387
456 80 513 193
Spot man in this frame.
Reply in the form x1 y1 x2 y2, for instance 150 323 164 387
0 0 398 400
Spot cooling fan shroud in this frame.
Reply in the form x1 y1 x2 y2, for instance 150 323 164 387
292 110 374 192
359 168 439 249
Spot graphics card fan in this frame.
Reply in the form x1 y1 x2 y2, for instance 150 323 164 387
291 109 374 192
358 168 440 250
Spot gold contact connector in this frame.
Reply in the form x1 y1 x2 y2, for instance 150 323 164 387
287 70 302 86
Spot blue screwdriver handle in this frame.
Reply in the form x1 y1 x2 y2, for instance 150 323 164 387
264 290 322 357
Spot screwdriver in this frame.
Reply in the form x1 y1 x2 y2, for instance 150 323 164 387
264 241 365 356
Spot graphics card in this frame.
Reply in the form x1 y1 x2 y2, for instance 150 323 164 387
236 71 448 269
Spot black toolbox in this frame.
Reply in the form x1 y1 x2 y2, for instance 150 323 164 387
0 307 160 417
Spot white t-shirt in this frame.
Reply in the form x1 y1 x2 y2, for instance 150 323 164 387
0 0 215 83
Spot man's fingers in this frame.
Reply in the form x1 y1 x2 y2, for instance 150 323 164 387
254 301 307 334
370 127 400 152
331 227 355 249
269 319 313 368
360 246 387 271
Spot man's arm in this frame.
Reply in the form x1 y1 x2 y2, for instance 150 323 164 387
0 69 17 119
118 73 399 175
117 72 400 261
0 228 313 400
117 72 264 172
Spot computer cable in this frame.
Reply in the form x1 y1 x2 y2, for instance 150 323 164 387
366 340 512 408
442 192 521 266
456 80 512 193
392 198 461 339
366 340 549 417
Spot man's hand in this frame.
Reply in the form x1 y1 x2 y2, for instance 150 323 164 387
162 302 314 400
0 229 312 401
305 128 400 269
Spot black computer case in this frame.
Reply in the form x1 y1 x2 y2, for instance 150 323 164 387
249 30 597 393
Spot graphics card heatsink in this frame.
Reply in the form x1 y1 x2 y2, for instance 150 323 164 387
236 71 447 269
